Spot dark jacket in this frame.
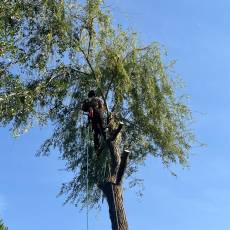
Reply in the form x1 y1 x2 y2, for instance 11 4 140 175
82 97 104 113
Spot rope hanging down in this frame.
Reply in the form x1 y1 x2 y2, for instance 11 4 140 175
84 115 119 230
80 112 90 230
86 125 89 230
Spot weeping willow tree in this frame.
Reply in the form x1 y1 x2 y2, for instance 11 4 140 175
0 1 195 229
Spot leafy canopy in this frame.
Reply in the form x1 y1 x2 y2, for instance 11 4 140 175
0 0 194 208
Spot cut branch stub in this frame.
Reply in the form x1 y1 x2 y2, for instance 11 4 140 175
116 150 130 185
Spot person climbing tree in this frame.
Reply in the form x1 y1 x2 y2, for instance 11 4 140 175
82 90 107 151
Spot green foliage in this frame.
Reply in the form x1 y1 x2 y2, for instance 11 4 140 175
0 0 195 208
0 219 8 230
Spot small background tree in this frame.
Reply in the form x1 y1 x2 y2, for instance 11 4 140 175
0 1 195 229
0 219 8 230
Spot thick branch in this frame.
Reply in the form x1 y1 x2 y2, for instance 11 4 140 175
82 49 109 112
75 33 109 113
106 122 124 183
116 150 130 185
109 122 124 142
108 141 121 184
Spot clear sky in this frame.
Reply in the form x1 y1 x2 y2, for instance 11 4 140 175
1 0 230 229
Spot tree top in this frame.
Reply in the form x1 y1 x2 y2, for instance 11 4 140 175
0 0 195 208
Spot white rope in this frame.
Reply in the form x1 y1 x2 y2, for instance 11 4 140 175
80 112 90 230
86 125 89 230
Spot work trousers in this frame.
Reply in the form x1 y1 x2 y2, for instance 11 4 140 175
91 109 106 150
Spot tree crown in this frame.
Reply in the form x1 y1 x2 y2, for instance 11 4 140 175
0 0 195 208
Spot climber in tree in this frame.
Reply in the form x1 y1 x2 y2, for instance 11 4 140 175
82 90 107 150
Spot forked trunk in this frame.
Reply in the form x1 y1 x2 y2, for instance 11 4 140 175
101 182 128 230
98 120 129 230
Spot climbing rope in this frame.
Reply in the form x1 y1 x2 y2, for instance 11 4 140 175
80 112 90 230
83 114 120 230
86 124 89 230
82 102 120 229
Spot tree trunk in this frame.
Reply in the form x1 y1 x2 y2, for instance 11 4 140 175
98 119 129 230
101 182 128 230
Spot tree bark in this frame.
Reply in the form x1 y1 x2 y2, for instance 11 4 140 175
98 120 129 230
101 182 128 230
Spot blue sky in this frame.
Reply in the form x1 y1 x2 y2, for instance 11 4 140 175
1 0 230 229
